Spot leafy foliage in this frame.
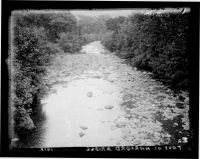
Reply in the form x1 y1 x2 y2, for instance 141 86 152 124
58 32 83 53
12 11 83 134
77 15 111 44
103 12 189 90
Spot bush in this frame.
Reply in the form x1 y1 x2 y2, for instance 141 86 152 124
58 32 82 53
101 31 115 51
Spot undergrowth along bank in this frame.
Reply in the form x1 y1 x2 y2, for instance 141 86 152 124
11 10 84 138
102 12 189 91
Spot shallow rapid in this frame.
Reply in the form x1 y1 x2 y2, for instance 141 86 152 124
19 41 189 148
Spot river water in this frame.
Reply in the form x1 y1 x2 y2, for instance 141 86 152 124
18 41 190 148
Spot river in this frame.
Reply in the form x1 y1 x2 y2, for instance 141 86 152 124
17 41 189 148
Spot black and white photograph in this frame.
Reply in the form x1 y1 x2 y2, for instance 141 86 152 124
1 1 198 157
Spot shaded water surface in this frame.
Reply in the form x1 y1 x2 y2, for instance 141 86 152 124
19 41 190 148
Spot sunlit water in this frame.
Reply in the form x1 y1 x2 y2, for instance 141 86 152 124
41 78 124 147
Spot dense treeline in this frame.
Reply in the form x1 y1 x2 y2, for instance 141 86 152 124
11 11 83 137
102 12 189 90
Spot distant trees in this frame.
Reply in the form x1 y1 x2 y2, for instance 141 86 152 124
11 11 84 136
47 13 78 42
58 32 83 53
77 15 111 44
102 12 189 90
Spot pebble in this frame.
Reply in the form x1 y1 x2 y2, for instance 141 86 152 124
123 94 133 101
121 101 137 109
133 140 142 145
174 123 178 126
182 137 188 143
124 114 131 118
115 122 126 128
152 138 160 143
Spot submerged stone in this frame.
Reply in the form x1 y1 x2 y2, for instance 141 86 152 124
80 126 88 130
87 91 93 97
79 132 85 137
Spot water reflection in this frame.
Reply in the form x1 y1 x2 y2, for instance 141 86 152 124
41 78 124 147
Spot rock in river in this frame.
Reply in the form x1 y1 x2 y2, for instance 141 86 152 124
104 105 114 110
121 101 137 109
87 91 93 97
123 94 134 101
176 102 184 109
79 132 85 137
133 139 142 145
115 121 126 128
179 95 185 102
80 125 88 130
